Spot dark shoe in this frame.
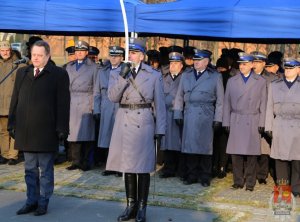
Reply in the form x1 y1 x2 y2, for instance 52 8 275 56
246 186 254 191
34 206 47 216
201 180 211 187
8 159 18 165
16 204 38 215
117 199 137 221
159 172 175 178
136 205 147 222
231 184 243 189
217 170 227 179
102 170 116 176
66 164 80 170
115 172 123 177
258 179 267 184
0 157 8 164
183 178 197 185
80 164 91 171
292 192 300 197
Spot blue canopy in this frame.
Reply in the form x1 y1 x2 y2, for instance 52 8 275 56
135 0 300 40
0 0 142 35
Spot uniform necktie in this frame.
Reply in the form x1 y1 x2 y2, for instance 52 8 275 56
132 67 137 79
35 68 40 77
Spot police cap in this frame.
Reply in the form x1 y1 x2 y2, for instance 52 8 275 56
237 52 255 63
169 52 184 62
250 51 267 61
75 40 89 51
88 46 100 56
109 46 125 56
193 49 212 60
129 38 146 53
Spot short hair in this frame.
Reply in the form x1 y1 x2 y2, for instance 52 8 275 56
31 40 50 55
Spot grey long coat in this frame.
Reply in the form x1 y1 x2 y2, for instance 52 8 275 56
106 63 166 173
223 72 267 155
161 73 182 151
260 70 278 155
94 64 119 148
265 78 300 160
174 68 224 155
66 58 98 141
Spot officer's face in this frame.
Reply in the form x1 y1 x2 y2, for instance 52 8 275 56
239 62 253 75
31 46 50 68
193 58 209 71
253 61 266 74
265 64 279 74
109 55 123 67
75 50 88 61
0 48 11 60
169 61 183 75
185 58 194 66
129 51 144 66
285 67 299 80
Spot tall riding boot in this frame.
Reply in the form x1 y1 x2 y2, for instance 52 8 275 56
136 173 150 222
118 173 137 221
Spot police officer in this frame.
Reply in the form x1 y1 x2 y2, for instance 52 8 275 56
88 46 100 63
174 49 224 187
160 51 185 179
265 58 300 196
183 46 195 69
106 38 166 222
223 52 267 191
65 40 98 171
146 49 160 69
251 51 277 185
94 46 124 176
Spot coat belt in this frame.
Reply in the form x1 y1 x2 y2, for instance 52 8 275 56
232 110 259 115
119 103 152 110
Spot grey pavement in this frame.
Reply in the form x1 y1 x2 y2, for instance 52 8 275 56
0 161 300 221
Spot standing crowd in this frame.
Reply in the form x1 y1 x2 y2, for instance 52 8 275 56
0 35 300 222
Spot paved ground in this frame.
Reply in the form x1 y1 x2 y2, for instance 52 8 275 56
0 160 299 222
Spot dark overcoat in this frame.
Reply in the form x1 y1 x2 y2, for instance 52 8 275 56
223 72 267 155
8 61 70 152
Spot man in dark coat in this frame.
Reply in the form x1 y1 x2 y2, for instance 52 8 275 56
8 40 70 216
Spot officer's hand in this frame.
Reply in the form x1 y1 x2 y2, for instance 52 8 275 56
175 119 183 127
224 126 230 134
8 129 15 139
265 131 272 139
213 121 222 131
119 62 131 78
258 127 265 134
93 113 100 122
57 132 68 146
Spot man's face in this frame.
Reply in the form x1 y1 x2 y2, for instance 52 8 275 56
239 62 253 75
252 61 266 74
75 50 88 61
109 54 123 67
185 58 194 66
193 58 209 71
129 51 144 67
169 61 183 75
0 48 11 60
31 46 50 68
67 54 76 62
265 64 279 74
285 67 299 80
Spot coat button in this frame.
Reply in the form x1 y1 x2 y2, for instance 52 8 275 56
137 125 140 128
137 112 140 114
126 97 129 100
140 100 142 102
125 124 127 127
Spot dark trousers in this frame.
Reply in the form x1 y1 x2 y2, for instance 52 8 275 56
256 154 269 180
24 152 55 208
162 150 184 175
185 153 212 182
69 141 93 167
212 129 229 172
231 154 257 188
275 159 300 193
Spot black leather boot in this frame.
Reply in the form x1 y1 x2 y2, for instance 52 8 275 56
118 173 137 221
136 173 150 222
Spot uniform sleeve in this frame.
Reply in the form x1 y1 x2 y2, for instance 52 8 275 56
173 74 184 119
265 83 274 131
93 69 101 114
259 79 267 127
214 73 224 122
107 71 129 103
91 65 99 111
154 73 166 135
56 69 70 134
222 80 231 127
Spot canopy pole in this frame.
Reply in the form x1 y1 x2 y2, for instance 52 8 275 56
120 0 129 62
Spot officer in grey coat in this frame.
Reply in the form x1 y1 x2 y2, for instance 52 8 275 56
106 38 166 222
223 52 267 191
265 58 300 196
93 46 124 176
65 40 98 171
251 51 278 185
160 51 185 179
174 49 224 187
